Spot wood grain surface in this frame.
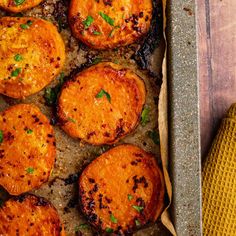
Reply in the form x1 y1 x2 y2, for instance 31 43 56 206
198 0 236 158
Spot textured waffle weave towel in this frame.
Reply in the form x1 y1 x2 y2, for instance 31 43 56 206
202 104 236 235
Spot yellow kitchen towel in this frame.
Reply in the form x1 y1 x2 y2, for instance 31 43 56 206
202 104 236 235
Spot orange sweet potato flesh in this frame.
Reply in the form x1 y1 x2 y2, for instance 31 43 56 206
57 62 146 145
0 194 64 236
0 104 56 195
0 17 65 99
78 144 165 234
0 0 43 13
68 0 153 49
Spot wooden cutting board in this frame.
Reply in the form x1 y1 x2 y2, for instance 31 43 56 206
198 0 236 158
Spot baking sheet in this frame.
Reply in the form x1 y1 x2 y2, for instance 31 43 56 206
0 0 176 235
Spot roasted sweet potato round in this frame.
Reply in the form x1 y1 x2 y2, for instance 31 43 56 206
0 0 43 13
78 144 165 234
68 0 153 49
57 62 146 145
0 17 65 99
0 104 56 195
0 194 64 235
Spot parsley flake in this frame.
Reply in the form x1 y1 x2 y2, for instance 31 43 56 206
0 130 3 143
141 107 150 126
26 167 34 174
93 30 101 35
44 73 65 106
132 205 144 213
92 57 102 65
99 12 114 26
105 228 113 233
20 20 33 29
11 68 21 77
14 0 25 5
135 219 141 227
128 194 133 201
110 214 118 224
83 16 94 29
26 129 33 134
14 54 23 62
96 89 111 103
68 117 76 123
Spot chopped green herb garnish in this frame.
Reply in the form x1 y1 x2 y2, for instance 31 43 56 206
148 130 160 145
105 228 113 233
141 107 150 126
93 30 101 35
20 24 29 29
14 54 23 62
83 15 94 29
68 117 76 123
99 12 114 26
14 0 25 5
75 223 89 232
96 89 111 103
20 20 33 29
26 129 33 134
26 167 34 174
0 130 3 143
132 205 144 213
135 219 141 227
110 214 118 224
128 194 133 201
26 20 33 26
11 68 21 77
92 57 102 65
44 73 65 106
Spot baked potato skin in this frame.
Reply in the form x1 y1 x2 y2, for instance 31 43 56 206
78 144 165 234
0 104 56 195
57 62 146 145
68 0 153 49
0 0 43 13
0 17 65 99
0 194 63 236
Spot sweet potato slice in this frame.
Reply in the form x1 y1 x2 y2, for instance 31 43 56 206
0 194 64 235
57 62 146 145
68 0 153 49
0 104 56 195
78 144 165 234
0 0 43 13
0 17 65 99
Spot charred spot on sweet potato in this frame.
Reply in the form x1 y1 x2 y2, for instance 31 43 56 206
78 144 165 234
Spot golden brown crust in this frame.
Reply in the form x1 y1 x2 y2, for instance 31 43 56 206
0 0 43 13
0 104 56 195
0 17 65 99
0 194 63 236
68 0 153 49
78 144 165 234
57 62 146 145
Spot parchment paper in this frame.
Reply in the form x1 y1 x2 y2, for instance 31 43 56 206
0 0 176 235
